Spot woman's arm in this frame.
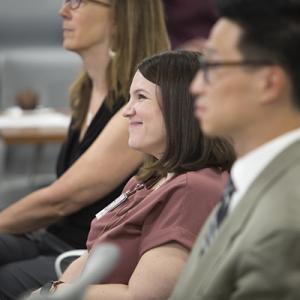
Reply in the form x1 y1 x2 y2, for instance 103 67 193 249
82 243 188 300
0 108 144 233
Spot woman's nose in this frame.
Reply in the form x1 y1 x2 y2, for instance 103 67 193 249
59 2 71 18
122 99 136 118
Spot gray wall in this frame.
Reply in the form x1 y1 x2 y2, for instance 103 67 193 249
0 0 82 203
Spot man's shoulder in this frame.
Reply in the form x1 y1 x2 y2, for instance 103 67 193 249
244 142 300 227
239 171 300 248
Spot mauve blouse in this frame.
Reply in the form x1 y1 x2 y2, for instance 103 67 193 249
86 168 227 284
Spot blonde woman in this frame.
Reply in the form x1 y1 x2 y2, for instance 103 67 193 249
0 1 170 298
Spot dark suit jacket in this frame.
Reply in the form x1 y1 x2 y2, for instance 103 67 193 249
171 139 300 300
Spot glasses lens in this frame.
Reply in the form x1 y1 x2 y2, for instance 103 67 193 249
204 66 210 83
72 0 81 8
200 59 210 84
63 0 80 9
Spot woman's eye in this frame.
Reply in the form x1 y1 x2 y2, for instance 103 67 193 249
137 94 147 101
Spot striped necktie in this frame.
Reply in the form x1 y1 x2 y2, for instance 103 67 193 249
216 176 236 226
200 176 236 255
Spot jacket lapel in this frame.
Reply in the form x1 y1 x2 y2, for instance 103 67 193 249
197 139 300 289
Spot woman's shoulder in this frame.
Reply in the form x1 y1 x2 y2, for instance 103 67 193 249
166 169 226 216
170 168 228 190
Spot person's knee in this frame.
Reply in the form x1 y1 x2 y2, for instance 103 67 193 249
0 233 38 265
0 264 27 300
0 257 56 300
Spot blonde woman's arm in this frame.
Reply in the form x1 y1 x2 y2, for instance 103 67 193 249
0 107 144 233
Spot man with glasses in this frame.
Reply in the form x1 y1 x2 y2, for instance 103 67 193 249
171 0 300 299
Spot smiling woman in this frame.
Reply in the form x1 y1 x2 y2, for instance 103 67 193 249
45 50 236 300
124 71 166 158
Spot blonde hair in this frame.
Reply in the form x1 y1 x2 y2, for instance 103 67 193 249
70 0 170 128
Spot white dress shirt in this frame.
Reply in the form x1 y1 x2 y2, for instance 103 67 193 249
229 127 300 213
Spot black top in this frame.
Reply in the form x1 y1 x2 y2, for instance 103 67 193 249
47 98 133 248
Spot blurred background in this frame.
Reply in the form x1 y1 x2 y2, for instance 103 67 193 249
0 0 82 207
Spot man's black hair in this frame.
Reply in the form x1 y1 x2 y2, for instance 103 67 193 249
215 0 300 107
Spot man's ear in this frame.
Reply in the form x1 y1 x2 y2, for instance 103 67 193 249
259 66 287 105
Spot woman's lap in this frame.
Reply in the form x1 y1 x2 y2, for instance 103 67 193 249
0 233 40 265
0 232 70 299
0 255 57 300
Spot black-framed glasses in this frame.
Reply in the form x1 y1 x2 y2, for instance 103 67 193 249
200 58 274 84
62 0 111 10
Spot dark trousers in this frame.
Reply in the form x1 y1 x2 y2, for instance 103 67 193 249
0 231 73 300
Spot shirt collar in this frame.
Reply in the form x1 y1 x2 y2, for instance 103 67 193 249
231 127 300 198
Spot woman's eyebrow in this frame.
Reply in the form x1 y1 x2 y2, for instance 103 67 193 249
130 88 151 96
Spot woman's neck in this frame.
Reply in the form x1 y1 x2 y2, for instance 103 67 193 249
79 45 110 137
89 88 106 114
81 44 111 95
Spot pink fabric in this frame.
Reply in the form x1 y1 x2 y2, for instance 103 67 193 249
86 168 227 284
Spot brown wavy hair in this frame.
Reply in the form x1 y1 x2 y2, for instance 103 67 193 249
136 51 236 184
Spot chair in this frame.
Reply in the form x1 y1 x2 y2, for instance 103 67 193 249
55 249 86 278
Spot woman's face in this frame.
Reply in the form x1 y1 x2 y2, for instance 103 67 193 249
123 71 167 159
59 0 114 54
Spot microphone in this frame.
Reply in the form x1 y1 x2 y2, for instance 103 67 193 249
21 243 120 300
